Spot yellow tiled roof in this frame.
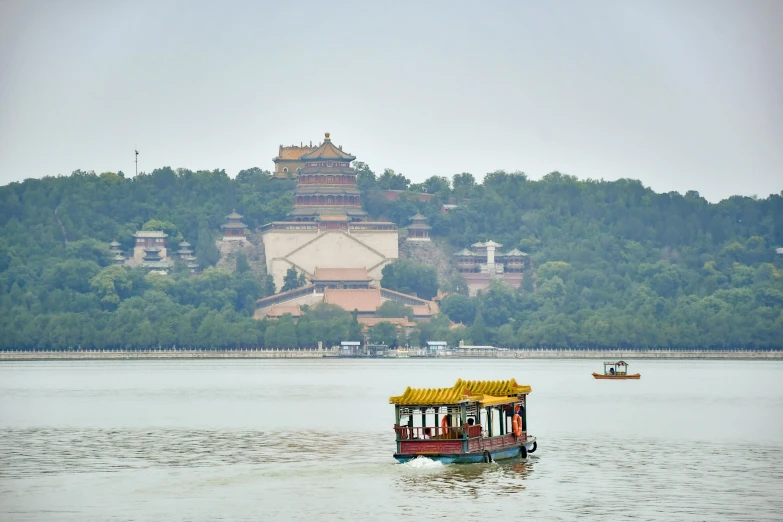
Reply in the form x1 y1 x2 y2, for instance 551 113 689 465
389 378 531 405
455 378 530 396
267 304 302 318
276 145 317 161
324 288 382 313
300 133 356 161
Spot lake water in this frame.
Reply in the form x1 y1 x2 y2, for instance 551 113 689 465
1 359 782 521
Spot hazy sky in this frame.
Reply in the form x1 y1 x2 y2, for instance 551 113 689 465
1 0 781 201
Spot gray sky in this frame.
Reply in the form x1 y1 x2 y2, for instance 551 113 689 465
1 0 781 202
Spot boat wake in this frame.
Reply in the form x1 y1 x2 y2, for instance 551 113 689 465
404 456 444 469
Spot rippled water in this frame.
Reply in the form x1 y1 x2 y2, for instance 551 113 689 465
1 359 782 521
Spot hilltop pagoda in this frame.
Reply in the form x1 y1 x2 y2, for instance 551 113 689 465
221 210 248 241
109 240 124 265
141 247 172 273
175 241 194 260
186 256 199 274
406 213 431 241
174 241 199 274
290 132 367 224
261 132 398 291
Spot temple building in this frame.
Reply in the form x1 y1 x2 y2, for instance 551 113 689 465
290 132 366 223
128 231 169 266
175 241 199 274
454 240 532 295
311 267 373 293
253 266 439 321
272 142 317 178
261 132 398 289
141 246 172 274
109 241 124 265
406 213 431 241
175 241 194 260
221 210 248 242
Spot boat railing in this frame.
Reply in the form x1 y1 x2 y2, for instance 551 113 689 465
394 425 481 440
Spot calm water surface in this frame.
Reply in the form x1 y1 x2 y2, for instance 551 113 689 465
1 359 782 521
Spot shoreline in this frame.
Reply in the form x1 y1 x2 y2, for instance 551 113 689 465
1 349 781 361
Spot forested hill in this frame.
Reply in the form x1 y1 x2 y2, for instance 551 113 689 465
1 166 782 350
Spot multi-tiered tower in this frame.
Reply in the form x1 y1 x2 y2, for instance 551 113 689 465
221 210 248 241
261 132 398 290
289 132 367 225
175 241 199 274
406 213 431 241
109 241 125 264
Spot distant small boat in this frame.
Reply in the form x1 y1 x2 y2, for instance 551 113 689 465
592 360 640 379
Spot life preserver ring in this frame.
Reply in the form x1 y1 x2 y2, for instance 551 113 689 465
440 415 451 436
512 414 523 437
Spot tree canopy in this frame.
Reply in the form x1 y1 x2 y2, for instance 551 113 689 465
1 164 781 350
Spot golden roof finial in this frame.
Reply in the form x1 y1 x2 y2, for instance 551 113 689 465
324 132 331 141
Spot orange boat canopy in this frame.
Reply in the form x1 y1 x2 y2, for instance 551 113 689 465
389 378 531 406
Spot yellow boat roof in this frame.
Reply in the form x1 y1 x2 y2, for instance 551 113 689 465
389 378 531 406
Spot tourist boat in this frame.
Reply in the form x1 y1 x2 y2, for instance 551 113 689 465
592 360 640 379
390 378 537 464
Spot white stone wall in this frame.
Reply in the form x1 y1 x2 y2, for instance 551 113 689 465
262 229 398 290
253 291 325 319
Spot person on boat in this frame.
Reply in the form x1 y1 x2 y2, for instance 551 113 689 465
422 427 432 440
609 367 615 375
460 417 476 438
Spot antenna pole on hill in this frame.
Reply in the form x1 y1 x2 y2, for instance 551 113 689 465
135 149 139 176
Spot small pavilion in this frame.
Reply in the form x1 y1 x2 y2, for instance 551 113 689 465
406 213 431 241
176 241 194 260
141 247 172 273
109 240 124 265
222 210 248 241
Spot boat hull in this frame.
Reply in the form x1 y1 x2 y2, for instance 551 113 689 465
592 372 640 379
394 437 536 464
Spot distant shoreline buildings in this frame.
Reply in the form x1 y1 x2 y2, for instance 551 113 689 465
454 241 532 295
104 132 533 318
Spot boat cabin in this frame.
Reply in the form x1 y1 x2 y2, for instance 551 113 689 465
389 378 537 464
592 360 640 379
603 361 628 376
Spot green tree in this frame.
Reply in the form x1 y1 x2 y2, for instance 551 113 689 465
440 294 477 325
142 219 183 243
377 169 410 190
261 274 276 297
376 301 414 319
235 252 251 274
369 321 398 346
348 310 363 341
281 266 305 292
421 176 451 196
195 226 220 269
381 259 438 299
275 317 298 347
470 311 487 345
90 265 132 307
